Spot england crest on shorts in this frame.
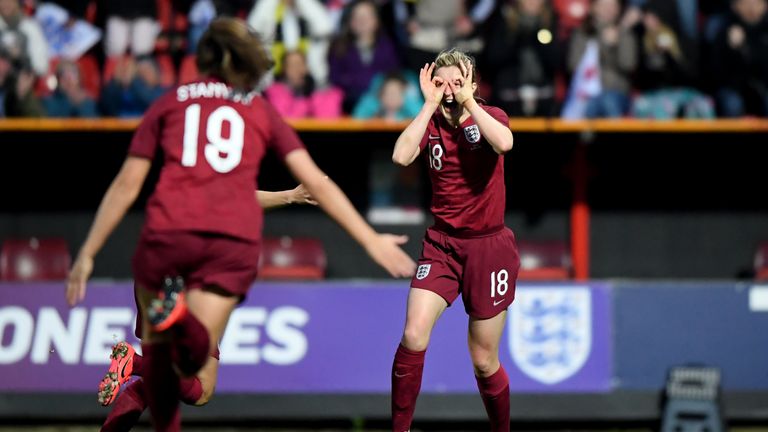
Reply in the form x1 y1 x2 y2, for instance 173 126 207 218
463 124 481 143
508 287 592 385
416 264 431 280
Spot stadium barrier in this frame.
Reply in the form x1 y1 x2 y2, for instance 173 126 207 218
1 281 767 423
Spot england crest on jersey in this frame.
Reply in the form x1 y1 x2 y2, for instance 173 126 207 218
508 287 592 385
416 264 431 280
463 124 481 143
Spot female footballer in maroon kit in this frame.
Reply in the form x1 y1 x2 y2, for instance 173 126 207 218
65 18 415 432
391 49 520 432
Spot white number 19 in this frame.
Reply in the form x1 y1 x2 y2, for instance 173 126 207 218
182 103 244 173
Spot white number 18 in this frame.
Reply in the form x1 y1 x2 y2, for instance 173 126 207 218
490 269 509 298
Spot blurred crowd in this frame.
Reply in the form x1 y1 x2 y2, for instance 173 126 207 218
0 0 767 120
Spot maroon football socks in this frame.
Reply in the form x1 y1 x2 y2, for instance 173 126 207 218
170 311 211 377
141 342 181 432
475 364 510 432
391 344 426 432
101 379 147 432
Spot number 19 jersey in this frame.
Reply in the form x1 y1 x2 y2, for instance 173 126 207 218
128 77 304 242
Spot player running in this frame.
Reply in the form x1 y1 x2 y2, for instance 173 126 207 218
66 17 415 432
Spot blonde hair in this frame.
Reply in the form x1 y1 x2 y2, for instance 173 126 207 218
433 48 477 84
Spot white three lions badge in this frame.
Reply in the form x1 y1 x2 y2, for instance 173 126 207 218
416 264 431 280
463 125 481 143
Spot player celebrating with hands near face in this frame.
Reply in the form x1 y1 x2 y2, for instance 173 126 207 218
66 17 415 432
391 49 520 432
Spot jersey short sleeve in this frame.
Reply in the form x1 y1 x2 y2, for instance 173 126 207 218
128 96 167 159
484 105 510 128
264 102 305 160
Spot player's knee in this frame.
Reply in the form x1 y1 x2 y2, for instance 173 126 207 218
470 349 499 378
194 384 216 406
401 325 430 351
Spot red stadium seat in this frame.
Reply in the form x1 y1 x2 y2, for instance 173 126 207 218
259 237 326 280
36 55 100 98
103 55 125 84
178 55 200 84
554 0 589 39
517 240 572 280
0 237 71 282
755 242 768 280
77 54 101 98
156 54 177 88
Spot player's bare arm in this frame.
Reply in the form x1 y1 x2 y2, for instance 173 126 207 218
392 62 445 166
284 149 416 278
66 156 152 306
256 184 318 210
450 60 514 154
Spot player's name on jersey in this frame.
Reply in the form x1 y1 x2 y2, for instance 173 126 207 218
177 81 257 105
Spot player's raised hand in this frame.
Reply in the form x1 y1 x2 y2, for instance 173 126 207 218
448 60 475 106
366 234 417 278
66 255 93 306
419 62 444 106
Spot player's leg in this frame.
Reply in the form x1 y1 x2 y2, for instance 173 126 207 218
136 284 181 432
100 378 148 432
100 348 219 432
468 312 510 432
460 228 519 432
392 288 448 432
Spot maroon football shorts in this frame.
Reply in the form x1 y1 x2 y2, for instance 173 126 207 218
132 230 260 299
410 226 520 319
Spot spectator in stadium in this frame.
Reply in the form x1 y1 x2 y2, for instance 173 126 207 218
0 0 48 76
567 0 637 117
0 48 43 117
100 55 168 117
711 0 768 117
329 0 400 112
352 70 422 120
390 48 518 432
621 0 701 83
100 0 160 57
66 17 415 432
42 59 98 118
485 0 560 117
264 49 343 118
247 0 334 86
397 0 497 69
631 10 714 119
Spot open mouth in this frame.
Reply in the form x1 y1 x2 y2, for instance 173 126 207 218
442 98 457 110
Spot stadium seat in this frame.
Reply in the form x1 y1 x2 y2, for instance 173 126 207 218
259 237 326 280
755 242 768 280
36 55 100 98
554 0 589 38
156 54 177 88
178 55 200 83
102 55 125 84
77 55 101 98
517 240 572 280
0 237 71 282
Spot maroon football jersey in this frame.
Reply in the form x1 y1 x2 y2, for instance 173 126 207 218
418 105 510 235
129 77 304 242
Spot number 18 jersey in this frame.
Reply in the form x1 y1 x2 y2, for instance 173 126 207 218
418 105 510 236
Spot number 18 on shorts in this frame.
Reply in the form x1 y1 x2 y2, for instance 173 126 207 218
411 227 521 319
